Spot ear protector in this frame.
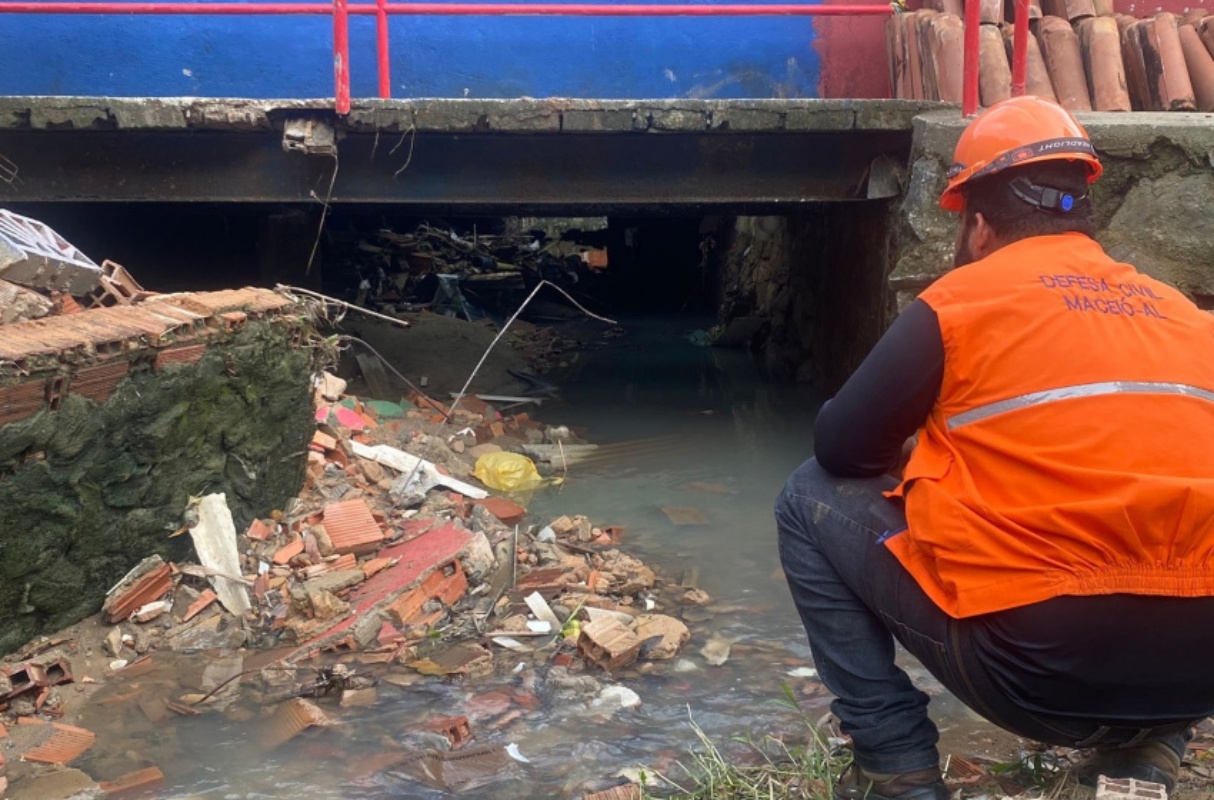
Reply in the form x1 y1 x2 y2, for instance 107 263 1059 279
1008 176 1086 214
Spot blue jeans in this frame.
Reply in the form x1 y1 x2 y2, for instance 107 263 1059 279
775 458 1193 775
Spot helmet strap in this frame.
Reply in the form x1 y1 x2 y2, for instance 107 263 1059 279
1008 176 1085 214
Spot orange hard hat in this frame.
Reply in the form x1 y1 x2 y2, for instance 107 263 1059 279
939 95 1102 212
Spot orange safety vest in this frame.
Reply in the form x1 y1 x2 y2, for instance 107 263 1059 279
887 232 1214 618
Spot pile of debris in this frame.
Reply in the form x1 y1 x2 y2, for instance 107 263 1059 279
888 0 1214 112
338 221 609 320
0 209 148 326
0 372 702 799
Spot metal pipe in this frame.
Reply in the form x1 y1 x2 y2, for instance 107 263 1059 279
0 2 892 14
962 0 980 116
376 0 390 98
1010 0 1029 96
334 0 350 113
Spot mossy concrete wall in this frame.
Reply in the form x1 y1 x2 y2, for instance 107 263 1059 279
894 111 1214 310
0 322 314 654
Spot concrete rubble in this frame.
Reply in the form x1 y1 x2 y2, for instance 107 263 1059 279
0 347 706 796
887 2 1214 112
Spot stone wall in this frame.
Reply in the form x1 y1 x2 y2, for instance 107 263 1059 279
716 203 895 391
894 110 1214 309
0 319 315 654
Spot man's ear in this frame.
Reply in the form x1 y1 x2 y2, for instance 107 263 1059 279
970 212 1001 259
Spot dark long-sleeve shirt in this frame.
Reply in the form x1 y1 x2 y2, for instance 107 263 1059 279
814 300 943 477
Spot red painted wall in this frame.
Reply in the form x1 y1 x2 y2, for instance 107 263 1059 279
814 0 893 98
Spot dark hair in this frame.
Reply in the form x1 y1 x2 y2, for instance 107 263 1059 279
960 160 1096 243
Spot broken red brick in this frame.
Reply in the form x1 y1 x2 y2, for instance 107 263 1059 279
272 537 305 566
322 498 384 556
259 698 331 751
472 496 527 525
20 721 96 765
246 518 274 541
311 430 337 452
182 589 218 622
583 784 642 800
104 563 173 623
425 715 473 750
578 616 642 672
362 557 393 579
384 562 467 626
99 766 166 798
377 621 405 646
2 662 48 700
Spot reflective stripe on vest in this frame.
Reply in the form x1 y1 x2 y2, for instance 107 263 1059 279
947 381 1214 430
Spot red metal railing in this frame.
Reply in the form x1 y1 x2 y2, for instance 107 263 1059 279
1 0 1020 117
962 0 1031 116
0 0 892 114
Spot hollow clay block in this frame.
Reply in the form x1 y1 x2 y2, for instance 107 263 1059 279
1005 22 1060 100
908 9 932 100
887 14 905 98
1178 23 1214 112
930 0 963 17
980 0 1003 25
919 10 943 100
980 24 1014 104
1183 8 1209 28
1122 20 1153 109
1038 15 1095 110
1202 18 1214 62
930 13 967 103
1065 0 1096 22
1093 0 1114 17
1079 17 1131 111
1151 13 1197 111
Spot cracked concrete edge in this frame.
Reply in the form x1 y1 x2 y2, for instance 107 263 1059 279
0 96 942 134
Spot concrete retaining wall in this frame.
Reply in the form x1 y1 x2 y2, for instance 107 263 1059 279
893 110 1214 310
0 317 315 655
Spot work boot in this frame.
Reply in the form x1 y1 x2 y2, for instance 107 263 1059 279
1076 741 1181 794
833 765 949 800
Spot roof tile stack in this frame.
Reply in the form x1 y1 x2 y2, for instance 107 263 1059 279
886 0 1214 112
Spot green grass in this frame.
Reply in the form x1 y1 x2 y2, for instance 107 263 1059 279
639 687 851 800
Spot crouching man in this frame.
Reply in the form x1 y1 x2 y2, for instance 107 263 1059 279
777 96 1214 800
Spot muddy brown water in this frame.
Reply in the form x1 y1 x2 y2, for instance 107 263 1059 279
70 317 1014 799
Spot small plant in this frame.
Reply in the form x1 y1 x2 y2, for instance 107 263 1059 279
640 688 851 800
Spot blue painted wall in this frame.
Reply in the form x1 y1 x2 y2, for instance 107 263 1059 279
1 2 823 99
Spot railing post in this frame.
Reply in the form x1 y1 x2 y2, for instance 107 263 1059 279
333 0 351 113
1010 0 1029 96
376 0 391 98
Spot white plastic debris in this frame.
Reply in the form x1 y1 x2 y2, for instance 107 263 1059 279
130 599 171 624
593 685 642 710
505 743 531 764
787 667 819 678
109 659 129 672
525 620 553 634
188 493 252 616
351 441 488 499
524 591 563 629
536 526 556 543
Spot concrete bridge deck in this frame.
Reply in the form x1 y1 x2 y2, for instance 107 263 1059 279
0 97 939 210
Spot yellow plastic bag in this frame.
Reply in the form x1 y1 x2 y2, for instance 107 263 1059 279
473 451 547 492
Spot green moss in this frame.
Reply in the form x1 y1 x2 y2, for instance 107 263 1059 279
0 320 316 654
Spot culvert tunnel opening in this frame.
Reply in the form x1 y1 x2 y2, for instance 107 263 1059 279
11 201 896 391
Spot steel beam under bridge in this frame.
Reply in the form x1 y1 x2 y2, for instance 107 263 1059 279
0 99 935 209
